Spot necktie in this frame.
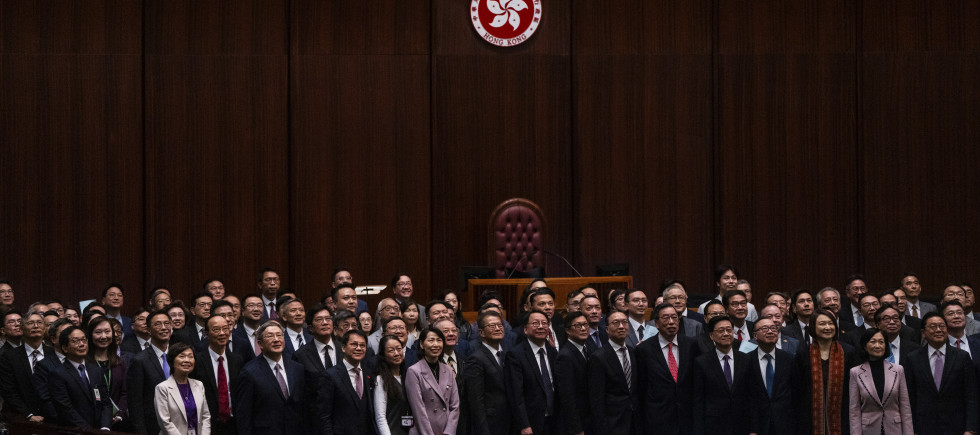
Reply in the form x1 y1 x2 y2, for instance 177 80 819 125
144 341 151 350
855 313 864 327
667 342 678 382
216 356 231 422
538 348 554 413
269 303 278 320
323 345 333 368
619 347 632 390
933 350 944 390
354 367 363 399
723 355 733 389
200 327 207 341
638 325 645 342
764 354 774 398
297 333 304 348
592 332 602 348
547 329 556 348
447 356 457 376
252 333 261 356
912 305 919 318
161 353 171 378
737 329 743 341
30 349 39 372
956 339 963 349
887 344 896 363
496 350 503 367
79 364 91 390
274 363 289 397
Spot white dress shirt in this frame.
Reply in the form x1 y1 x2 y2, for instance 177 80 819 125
756 347 776 390
949 334 972 357
528 340 552 382
659 334 679 363
929 344 947 375
24 343 44 373
716 348 735 373
344 359 363 393
265 355 289 393
315 338 337 367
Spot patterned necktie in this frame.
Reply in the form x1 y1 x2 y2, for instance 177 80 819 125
297 333 304 348
200 327 207 341
143 341 151 350
619 346 632 390
161 353 170 378
447 356 457 376
216 356 231 422
538 349 554 413
667 342 678 382
274 363 289 397
855 312 864 327
269 303 278 320
547 329 556 348
887 344 896 363
912 305 919 318
764 354 774 398
30 349 39 372
354 367 363 399
723 355 733 389
933 350 944 390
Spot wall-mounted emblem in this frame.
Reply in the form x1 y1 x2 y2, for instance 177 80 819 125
471 0 542 47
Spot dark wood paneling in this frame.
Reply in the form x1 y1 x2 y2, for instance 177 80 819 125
289 55 431 300
0 0 141 54
144 0 286 55
291 0 430 55
433 0 569 54
430 54 573 297
572 0 712 55
862 0 980 52
714 0 858 300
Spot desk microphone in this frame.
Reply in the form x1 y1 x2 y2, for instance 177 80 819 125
506 251 531 279
542 249 583 277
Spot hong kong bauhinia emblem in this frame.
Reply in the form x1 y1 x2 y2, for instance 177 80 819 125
471 0 542 47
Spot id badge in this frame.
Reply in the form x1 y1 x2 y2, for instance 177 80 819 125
401 415 414 428
93 389 101 401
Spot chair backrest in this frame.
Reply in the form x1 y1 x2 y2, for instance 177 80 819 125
489 198 546 278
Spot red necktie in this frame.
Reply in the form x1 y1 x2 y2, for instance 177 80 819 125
957 339 963 349
547 329 556 348
216 356 231 422
667 342 678 382
737 329 743 341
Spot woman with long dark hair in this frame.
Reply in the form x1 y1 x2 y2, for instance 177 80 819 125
374 335 411 435
86 316 129 430
796 308 858 435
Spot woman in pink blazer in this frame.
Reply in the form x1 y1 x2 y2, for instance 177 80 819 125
848 327 913 435
405 327 459 435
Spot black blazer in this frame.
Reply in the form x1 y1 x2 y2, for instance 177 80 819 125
794 341 858 435
32 354 65 421
746 348 798 435
554 343 589 435
316 361 374 435
172 321 207 348
119 334 148 355
892 337 921 366
282 328 313 360
49 359 113 430
235 355 310 435
636 334 700 435
505 339 558 435
229 325 257 364
685 310 705 324
782 321 805 342
587 343 639 434
190 349 243 435
0 344 55 419
905 345 979 434
465 342 511 435
693 348 761 435
292 338 343 377
126 346 168 435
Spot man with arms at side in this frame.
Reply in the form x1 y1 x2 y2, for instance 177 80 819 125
0 312 55 422
293 305 342 377
49 326 113 430
636 303 700 435
466 311 511 435
101 284 132 336
902 273 935 319
126 309 172 435
506 310 558 435
692 315 761 435
623 288 649 347
588 311 639 434
747 318 797 435
316 330 373 435
876 304 920 367
236 321 310 434
233 294 265 364
553 311 590 435
278 297 311 359
257 268 282 322
191 313 243 435
120 308 152 354
904 312 978 435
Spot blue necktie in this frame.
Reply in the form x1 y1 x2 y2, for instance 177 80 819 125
78 364 91 390
161 353 171 378
887 344 896 363
764 354 774 398
723 355 733 389
538 348 554 414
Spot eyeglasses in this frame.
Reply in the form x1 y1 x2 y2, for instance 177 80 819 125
0 289 13 295
755 326 779 333
607 320 629 327
728 301 748 307
313 316 333 324
386 325 407 331
347 342 367 349
712 328 734 334
568 322 589 330
528 321 550 327
878 315 900 323
925 324 947 331
380 306 400 313
262 332 285 339
665 295 687 301
483 323 505 330
245 303 264 309
396 282 412 288
23 321 44 327
69 337 88 345
209 326 232 333
945 310 965 318
658 315 679 322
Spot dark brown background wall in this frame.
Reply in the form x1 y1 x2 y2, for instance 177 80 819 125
2 0 978 314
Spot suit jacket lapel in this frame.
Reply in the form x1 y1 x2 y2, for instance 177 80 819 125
882 362 898 404
337 364 363 409
423 362 450 406
166 381 190 423
856 366 882 405
64 360 95 404
256 360 286 401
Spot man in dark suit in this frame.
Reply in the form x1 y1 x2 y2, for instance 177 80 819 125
581 296 608 355
126 309 173 435
723 290 754 343
236 320 311 434
747 318 797 435
277 297 312 360
623 288 649 347
256 268 282 322
316 330 373 435
120 308 152 355
588 311 639 434
837 274 869 335
698 301 736 355
33 318 73 422
506 310 558 435
554 311 591 435
172 291 213 348
693 315 762 435
293 305 343 377
466 311 511 435
0 312 56 422
49 326 113 430
905 312 979 434
101 284 133 336
874 304 920 366
233 294 266 364
191 313 243 435
785 289 814 346
636 303 700 435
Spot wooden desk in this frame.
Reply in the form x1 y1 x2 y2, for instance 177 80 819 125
466 276 633 323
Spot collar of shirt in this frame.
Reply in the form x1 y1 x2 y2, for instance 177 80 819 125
568 340 585 356
588 327 599 337
315 337 332 354
55 350 66 363
264 354 284 371
775 333 783 349
757 347 775 362
851 303 861 318
482 341 502 355
929 343 948 356
152 343 168 359
528 339 546 356
137 336 149 346
715 348 734 362
24 342 40 357
343 358 359 372
209 347 226 363
798 319 807 330
242 324 256 337
949 334 969 347
261 295 275 306
658 333 678 349
890 335 901 347
71 360 86 372
286 328 303 344
629 317 644 332
442 351 457 363
680 308 689 317
608 340 628 353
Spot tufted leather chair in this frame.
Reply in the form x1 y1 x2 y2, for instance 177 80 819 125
489 198 546 278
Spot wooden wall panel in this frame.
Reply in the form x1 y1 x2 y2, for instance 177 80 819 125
0 1 142 312
289 55 431 298
292 0 430 55
861 0 980 298
714 0 858 299
143 0 288 304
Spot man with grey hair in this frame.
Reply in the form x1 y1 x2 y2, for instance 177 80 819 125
736 279 759 322
815 287 843 327
367 298 401 352
236 320 310 433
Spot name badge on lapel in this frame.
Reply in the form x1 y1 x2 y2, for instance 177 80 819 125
93 388 101 401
